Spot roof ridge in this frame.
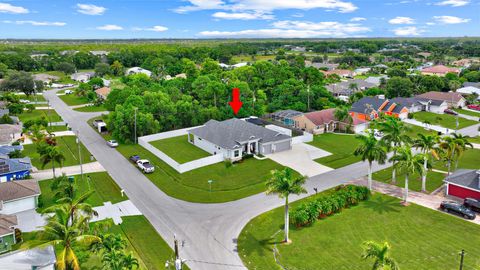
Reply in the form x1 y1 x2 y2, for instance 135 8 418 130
12 180 38 194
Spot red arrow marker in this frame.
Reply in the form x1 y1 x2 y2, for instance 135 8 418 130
228 88 243 115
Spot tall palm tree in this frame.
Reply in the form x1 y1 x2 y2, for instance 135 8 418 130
378 117 411 184
21 206 101 270
450 133 473 170
361 241 399 270
50 174 75 201
334 106 353 133
266 168 307 243
354 130 387 190
40 145 65 178
413 134 439 193
390 146 425 203
438 134 472 175
44 190 98 225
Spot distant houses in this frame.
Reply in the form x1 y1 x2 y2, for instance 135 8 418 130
326 79 376 98
94 86 111 100
71 72 95 83
33 74 59 85
420 65 460 77
219 62 248 69
321 69 355 78
126 67 152 77
416 91 466 108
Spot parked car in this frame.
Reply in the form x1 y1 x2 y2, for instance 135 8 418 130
19 99 30 104
137 159 155 173
64 89 73 94
440 201 476 220
106 140 118 148
444 109 458 115
464 198 480 212
129 155 140 163
467 104 480 111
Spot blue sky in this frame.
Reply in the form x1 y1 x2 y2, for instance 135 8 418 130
0 0 478 39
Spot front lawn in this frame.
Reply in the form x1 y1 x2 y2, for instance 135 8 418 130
433 148 480 171
116 143 292 203
59 94 90 106
455 108 480 118
372 167 446 193
238 192 480 270
469 136 480 144
17 109 62 123
308 133 361 168
74 104 107 112
46 125 69 132
17 93 46 102
150 135 210 164
413 111 477 130
38 172 127 211
23 135 94 170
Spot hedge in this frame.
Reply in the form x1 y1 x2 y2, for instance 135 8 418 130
291 185 370 228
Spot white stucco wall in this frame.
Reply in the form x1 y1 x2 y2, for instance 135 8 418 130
192 135 225 156
0 197 37 215
265 125 293 136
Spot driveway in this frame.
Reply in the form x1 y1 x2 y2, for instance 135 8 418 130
267 143 333 177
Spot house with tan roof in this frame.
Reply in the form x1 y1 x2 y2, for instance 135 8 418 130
321 69 355 78
0 180 40 215
416 91 466 108
94 86 111 100
33 74 59 85
421 65 460 77
293 108 368 134
0 214 17 253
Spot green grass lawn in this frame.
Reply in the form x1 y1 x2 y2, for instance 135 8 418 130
74 104 108 112
413 111 477 130
469 136 480 144
308 133 361 168
150 135 210 164
116 143 292 203
23 135 94 170
455 108 480 118
59 94 90 106
38 172 127 211
17 109 62 123
403 123 438 138
433 148 480 171
238 192 480 270
17 93 46 102
373 167 446 193
46 125 69 132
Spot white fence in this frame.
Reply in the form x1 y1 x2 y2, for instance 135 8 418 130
292 132 313 144
265 124 292 136
138 126 224 174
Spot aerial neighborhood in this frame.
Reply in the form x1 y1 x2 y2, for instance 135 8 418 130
0 1 480 269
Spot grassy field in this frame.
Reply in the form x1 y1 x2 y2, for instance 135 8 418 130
238 192 480 270
373 167 446 193
413 112 477 130
150 135 210 164
116 143 292 203
433 148 480 171
74 104 107 112
308 133 361 168
59 94 90 106
17 109 62 123
38 172 126 211
23 135 93 170
17 93 46 102
455 108 480 118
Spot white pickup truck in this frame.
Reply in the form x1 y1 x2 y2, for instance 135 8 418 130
136 159 155 174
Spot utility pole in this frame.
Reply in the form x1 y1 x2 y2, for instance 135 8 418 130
76 130 84 183
459 249 465 270
166 235 184 270
134 107 138 144
307 85 311 112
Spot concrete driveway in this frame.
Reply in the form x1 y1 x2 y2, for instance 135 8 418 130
267 143 333 177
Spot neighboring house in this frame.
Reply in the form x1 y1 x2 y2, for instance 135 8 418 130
0 145 23 158
354 67 371 75
94 87 111 100
321 69 355 78
70 72 95 83
326 79 376 97
420 65 460 77
0 180 40 215
349 96 422 121
291 46 306 52
32 74 59 85
60 50 79 56
0 101 6 109
452 58 479 68
0 214 17 253
126 67 152 77
164 73 188 81
30 54 48 59
415 97 448 114
457 86 480 98
102 78 111 87
0 246 56 269
365 75 389 86
417 52 432 58
0 158 32 182
444 169 480 199
187 118 292 161
463 82 480 88
270 110 303 126
219 63 248 69
293 109 338 134
0 125 22 146
416 91 466 108
305 62 339 71
89 50 109 56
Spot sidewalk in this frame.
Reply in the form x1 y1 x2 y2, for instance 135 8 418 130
403 118 450 134
31 161 106 180
351 178 480 225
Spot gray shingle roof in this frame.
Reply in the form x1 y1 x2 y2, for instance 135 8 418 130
350 97 387 114
0 157 32 175
445 169 480 191
0 145 23 156
271 110 303 119
0 179 40 202
0 214 17 236
188 119 291 150
463 82 480 88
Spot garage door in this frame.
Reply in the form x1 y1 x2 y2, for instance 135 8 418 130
273 140 292 153
261 144 272 155
2 198 36 215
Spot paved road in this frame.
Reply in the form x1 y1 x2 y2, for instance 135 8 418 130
43 89 394 270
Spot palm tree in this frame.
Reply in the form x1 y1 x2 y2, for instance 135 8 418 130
44 190 98 225
354 130 387 190
266 168 307 243
361 241 399 270
334 106 353 133
21 206 101 270
438 134 472 175
39 145 65 178
378 117 411 184
450 133 473 170
390 146 425 203
413 134 439 193
50 174 75 201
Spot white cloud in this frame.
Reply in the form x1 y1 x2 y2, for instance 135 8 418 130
212 11 274 20
175 0 358 14
433 15 470 24
77 3 106 15
292 13 304 18
3 20 66 26
388 16 415 24
133 25 169 32
0 3 29 14
350 17 366 22
96 24 123 31
392 26 424 36
435 0 469 7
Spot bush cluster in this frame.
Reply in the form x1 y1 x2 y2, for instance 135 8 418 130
291 185 370 228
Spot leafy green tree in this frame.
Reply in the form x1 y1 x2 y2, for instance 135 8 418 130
0 71 35 95
385 77 413 98
95 63 112 77
55 62 76 74
361 241 399 270
413 134 439 192
266 168 306 243
354 130 387 190
334 106 352 132
0 62 8 78
88 77 104 89
390 146 425 203
39 145 65 178
110 60 124 76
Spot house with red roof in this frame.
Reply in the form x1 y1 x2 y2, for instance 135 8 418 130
420 65 460 77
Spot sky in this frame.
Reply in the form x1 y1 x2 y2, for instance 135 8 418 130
0 0 478 39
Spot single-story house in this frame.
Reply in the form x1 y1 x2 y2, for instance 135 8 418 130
270 110 303 126
94 87 111 100
445 169 480 200
421 65 460 77
89 50 109 56
32 74 59 84
305 62 339 71
0 180 40 215
326 79 376 97
187 118 292 161
0 158 32 183
321 69 355 78
415 97 448 114
126 67 152 77
293 109 338 134
354 67 371 75
452 59 479 68
70 72 95 83
365 75 389 86
0 214 17 253
0 125 22 146
457 86 480 98
416 91 466 108
0 246 56 268
220 62 248 69
349 96 422 121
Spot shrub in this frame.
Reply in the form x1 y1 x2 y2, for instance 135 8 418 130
224 159 233 168
407 113 414 119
